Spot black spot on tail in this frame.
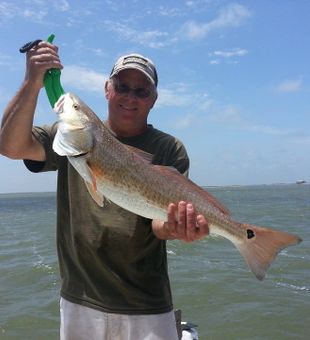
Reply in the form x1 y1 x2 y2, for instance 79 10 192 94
247 229 255 239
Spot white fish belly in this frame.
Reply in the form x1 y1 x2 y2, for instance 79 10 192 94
98 181 167 221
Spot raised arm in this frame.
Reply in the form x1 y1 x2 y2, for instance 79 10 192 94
0 41 63 161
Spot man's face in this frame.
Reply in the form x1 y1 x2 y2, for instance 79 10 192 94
105 69 157 137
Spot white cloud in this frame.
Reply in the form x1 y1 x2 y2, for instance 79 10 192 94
291 134 310 145
61 65 107 93
54 0 70 11
0 0 70 24
70 39 107 57
104 21 171 49
0 52 11 66
158 5 180 17
185 0 218 10
209 59 220 65
212 48 248 58
209 48 248 65
103 4 251 48
181 3 252 40
22 9 47 22
155 84 213 114
0 2 18 21
275 78 302 93
198 98 213 111
207 105 290 136
174 113 195 129
208 105 243 124
248 124 289 136
156 88 193 107
185 0 195 6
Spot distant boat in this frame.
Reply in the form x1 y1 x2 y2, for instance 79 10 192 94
296 180 306 184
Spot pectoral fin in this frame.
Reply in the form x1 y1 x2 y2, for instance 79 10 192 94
68 156 93 184
68 156 106 207
84 180 105 207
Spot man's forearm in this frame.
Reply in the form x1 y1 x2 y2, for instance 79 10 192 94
0 80 41 159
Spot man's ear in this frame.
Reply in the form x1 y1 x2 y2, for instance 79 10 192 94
150 92 158 108
104 80 110 99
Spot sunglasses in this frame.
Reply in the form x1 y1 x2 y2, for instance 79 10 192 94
112 81 153 99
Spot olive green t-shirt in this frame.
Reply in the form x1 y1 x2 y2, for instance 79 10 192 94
24 123 189 314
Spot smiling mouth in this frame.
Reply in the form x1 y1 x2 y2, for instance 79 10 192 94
120 104 137 111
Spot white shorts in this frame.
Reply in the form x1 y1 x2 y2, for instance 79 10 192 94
60 297 179 340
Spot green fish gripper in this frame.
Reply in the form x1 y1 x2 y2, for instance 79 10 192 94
43 34 65 108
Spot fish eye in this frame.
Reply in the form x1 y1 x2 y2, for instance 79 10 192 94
72 103 79 110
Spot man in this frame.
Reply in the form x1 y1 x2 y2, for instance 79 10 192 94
0 40 209 339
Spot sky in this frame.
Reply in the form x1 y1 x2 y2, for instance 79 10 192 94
0 0 309 193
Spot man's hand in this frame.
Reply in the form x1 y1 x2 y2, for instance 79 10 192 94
25 41 63 89
152 201 209 242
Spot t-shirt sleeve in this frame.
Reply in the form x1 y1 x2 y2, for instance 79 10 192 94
151 135 190 177
24 123 60 173
168 140 190 177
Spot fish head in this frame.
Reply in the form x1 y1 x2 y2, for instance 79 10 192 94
54 92 94 129
53 93 96 157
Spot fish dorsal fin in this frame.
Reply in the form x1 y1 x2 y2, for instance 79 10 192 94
154 165 180 174
125 145 153 163
153 165 231 216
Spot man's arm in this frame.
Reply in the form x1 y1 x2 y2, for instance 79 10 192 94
152 201 209 242
0 41 62 161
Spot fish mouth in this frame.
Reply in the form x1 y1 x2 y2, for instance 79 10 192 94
54 94 66 114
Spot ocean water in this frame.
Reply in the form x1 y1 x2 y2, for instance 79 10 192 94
0 184 309 339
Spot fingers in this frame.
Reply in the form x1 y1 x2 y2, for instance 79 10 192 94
176 201 187 239
27 42 63 70
29 41 60 55
167 203 178 238
166 201 209 243
186 203 196 241
24 41 63 87
195 214 209 239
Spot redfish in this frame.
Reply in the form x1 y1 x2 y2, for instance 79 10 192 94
53 93 302 280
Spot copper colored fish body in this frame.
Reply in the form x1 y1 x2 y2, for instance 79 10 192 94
53 93 302 281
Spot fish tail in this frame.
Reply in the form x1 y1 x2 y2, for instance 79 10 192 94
235 223 302 280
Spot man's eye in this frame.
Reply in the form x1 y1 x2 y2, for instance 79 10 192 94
135 88 150 98
117 84 130 93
